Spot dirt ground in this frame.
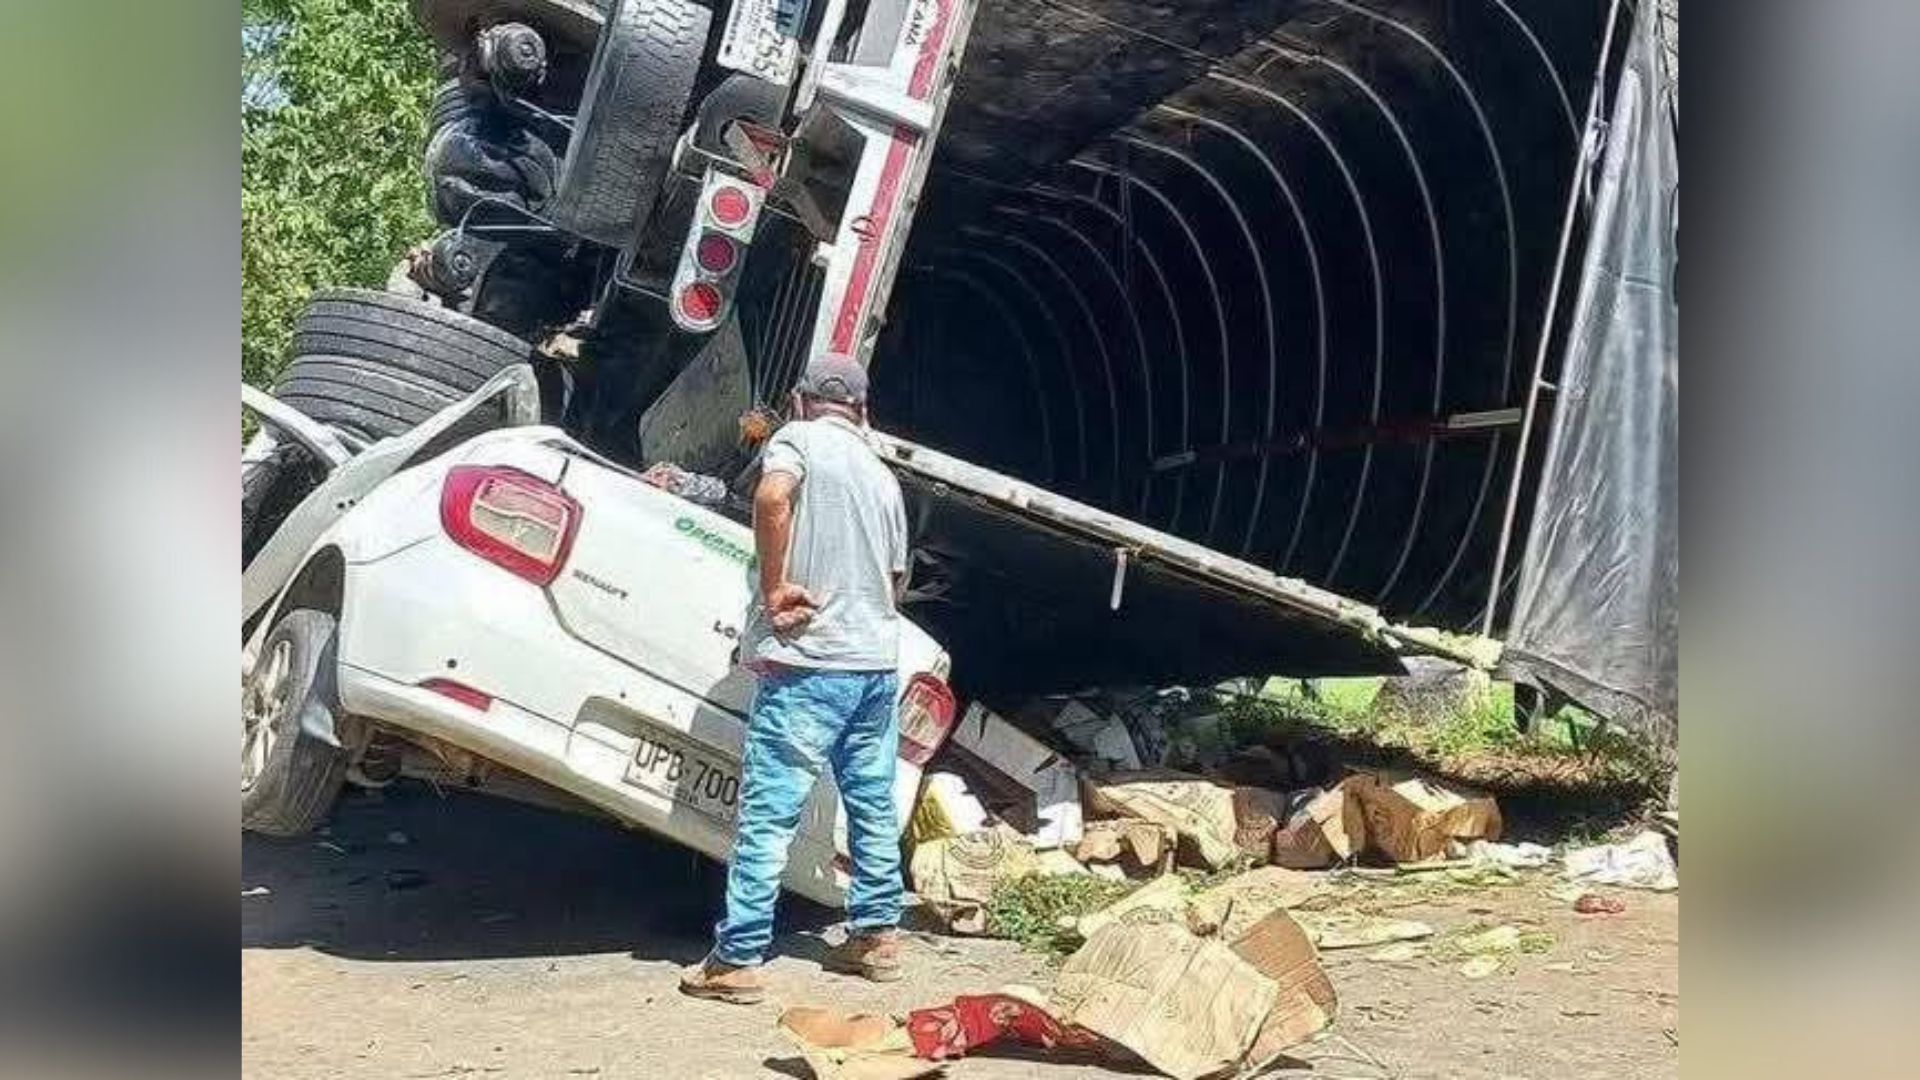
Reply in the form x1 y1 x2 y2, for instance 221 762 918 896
242 785 1678 1080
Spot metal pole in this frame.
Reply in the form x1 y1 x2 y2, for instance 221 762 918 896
1480 0 1629 635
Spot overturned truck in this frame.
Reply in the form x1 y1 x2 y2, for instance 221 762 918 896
250 0 1673 731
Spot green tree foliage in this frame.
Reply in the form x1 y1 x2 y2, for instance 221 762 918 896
242 0 439 387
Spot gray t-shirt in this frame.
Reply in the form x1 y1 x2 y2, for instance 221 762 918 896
742 415 909 671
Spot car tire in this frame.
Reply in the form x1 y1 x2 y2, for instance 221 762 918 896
544 0 710 248
243 609 349 837
272 288 532 441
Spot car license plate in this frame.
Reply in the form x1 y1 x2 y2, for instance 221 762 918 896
622 727 741 823
717 0 806 85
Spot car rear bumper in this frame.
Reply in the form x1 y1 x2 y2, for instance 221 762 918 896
333 535 880 907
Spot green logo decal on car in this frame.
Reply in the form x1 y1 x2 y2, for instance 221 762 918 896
675 516 757 569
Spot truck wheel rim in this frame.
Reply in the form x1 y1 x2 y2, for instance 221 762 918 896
242 639 292 792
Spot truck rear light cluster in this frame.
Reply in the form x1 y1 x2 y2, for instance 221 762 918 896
897 673 958 766
670 168 763 333
439 465 580 586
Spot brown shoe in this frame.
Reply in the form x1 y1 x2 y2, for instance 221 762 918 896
823 929 904 983
678 957 766 1005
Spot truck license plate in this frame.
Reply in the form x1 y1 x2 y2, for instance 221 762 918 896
716 0 806 85
622 728 741 822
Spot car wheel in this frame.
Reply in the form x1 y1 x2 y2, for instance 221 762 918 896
242 609 349 837
544 0 711 248
272 288 533 441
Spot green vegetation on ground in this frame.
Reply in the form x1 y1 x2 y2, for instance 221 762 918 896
984 874 1137 959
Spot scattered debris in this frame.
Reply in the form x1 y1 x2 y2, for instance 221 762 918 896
1294 911 1435 950
1456 839 1554 870
1033 848 1091 878
1083 770 1241 869
1051 922 1279 1080
1185 866 1327 941
1563 831 1678 891
906 988 1101 1061
909 826 1038 934
778 1007 939 1080
1455 925 1524 956
1572 892 1628 915
1459 955 1504 979
1270 782 1368 869
906 772 989 844
1348 771 1503 864
1368 942 1425 963
1050 699 1143 770
1075 873 1191 940
1073 818 1176 877
241 886 271 898
948 704 1084 848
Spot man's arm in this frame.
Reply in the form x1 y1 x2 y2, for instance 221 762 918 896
753 469 815 626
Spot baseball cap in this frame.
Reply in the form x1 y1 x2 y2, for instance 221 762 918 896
794 355 869 405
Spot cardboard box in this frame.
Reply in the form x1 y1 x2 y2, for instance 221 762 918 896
1269 782 1368 869
1231 786 1288 861
1051 922 1277 1080
949 704 1084 849
907 825 1037 935
1348 771 1502 864
1185 866 1327 941
1082 770 1240 870
1074 818 1177 876
1074 873 1192 940
1230 911 1338 1068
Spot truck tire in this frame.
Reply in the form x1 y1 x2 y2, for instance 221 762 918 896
272 288 532 441
544 0 710 248
243 609 349 837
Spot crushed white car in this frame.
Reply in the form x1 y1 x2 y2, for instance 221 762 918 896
242 369 958 907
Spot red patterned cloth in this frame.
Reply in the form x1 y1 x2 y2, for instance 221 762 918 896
905 994 1104 1060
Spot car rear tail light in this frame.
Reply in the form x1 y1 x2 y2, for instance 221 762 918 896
439 465 580 586
420 677 493 712
897 673 957 766
670 168 763 333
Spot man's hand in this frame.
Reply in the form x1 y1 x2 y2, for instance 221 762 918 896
765 581 818 639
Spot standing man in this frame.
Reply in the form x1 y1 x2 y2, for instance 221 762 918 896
680 357 911 1005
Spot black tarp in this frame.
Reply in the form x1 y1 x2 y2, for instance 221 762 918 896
1499 1 1677 747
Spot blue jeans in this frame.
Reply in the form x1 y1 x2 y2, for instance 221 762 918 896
712 667 902 966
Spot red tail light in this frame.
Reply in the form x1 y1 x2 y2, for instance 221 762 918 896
696 233 738 273
710 185 752 227
439 465 580 585
897 673 957 766
678 281 724 324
